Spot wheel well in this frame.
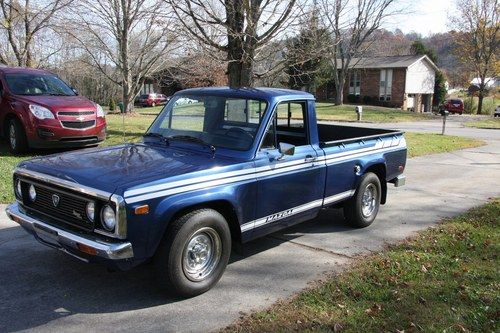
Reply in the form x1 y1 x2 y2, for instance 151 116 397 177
365 164 387 204
170 200 242 244
2 113 19 137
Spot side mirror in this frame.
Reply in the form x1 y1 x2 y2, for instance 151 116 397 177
278 142 295 160
71 87 79 95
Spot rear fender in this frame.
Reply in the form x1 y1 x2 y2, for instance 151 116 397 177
359 159 387 205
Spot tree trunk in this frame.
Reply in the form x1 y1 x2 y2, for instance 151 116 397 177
122 84 129 113
226 0 250 88
227 59 243 88
335 75 345 105
477 90 484 115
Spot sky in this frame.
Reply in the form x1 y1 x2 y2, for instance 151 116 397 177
386 0 457 36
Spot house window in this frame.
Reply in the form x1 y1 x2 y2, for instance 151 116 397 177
379 69 393 101
349 70 361 95
142 83 154 94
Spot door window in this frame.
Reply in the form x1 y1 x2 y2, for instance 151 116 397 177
261 101 308 149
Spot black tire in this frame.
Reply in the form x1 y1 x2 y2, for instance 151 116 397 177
6 118 28 154
154 208 231 298
344 172 381 228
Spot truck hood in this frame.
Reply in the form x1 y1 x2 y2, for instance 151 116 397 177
17 143 238 196
15 95 96 111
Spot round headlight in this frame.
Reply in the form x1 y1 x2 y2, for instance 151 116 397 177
29 184 36 201
86 201 95 221
16 180 22 198
101 205 116 231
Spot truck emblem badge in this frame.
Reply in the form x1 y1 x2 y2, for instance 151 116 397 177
52 194 60 207
72 210 82 219
76 116 85 121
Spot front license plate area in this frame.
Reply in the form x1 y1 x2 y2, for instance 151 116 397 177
33 223 60 247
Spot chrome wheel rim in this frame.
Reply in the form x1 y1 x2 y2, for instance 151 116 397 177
361 184 377 217
182 227 221 282
9 124 16 150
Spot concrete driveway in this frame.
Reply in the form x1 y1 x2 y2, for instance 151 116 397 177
1 119 499 333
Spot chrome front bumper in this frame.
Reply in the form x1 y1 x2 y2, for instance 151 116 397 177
6 203 133 261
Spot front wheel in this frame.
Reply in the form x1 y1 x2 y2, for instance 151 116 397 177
344 172 381 228
7 118 28 154
154 208 231 297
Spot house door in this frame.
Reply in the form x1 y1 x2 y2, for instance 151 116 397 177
407 94 414 110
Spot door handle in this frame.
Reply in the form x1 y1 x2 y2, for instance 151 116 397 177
305 155 317 162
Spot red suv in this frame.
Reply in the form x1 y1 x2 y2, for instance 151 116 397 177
138 93 169 107
442 99 464 115
0 66 106 153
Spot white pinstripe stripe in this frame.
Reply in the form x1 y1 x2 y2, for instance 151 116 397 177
240 190 355 232
124 137 406 203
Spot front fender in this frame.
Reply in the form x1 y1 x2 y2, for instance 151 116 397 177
145 187 246 258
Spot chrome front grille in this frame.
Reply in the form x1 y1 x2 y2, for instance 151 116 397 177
20 181 95 230
58 111 95 116
61 120 96 129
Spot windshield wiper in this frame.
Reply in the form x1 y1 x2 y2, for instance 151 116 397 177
167 135 216 157
143 132 169 145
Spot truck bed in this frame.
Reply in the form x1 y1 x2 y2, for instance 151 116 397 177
317 124 403 147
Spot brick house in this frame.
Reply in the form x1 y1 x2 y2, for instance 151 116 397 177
316 55 438 112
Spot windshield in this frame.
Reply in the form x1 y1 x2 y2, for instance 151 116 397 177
5 73 76 96
147 94 268 151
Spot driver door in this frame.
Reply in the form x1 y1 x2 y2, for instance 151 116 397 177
251 100 324 237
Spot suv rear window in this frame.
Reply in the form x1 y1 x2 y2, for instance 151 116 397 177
450 99 463 104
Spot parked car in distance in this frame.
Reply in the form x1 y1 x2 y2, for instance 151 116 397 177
6 87 407 297
441 98 464 115
0 66 106 153
494 105 500 117
138 93 169 107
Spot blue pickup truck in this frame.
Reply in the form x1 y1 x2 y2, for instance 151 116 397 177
6 87 406 297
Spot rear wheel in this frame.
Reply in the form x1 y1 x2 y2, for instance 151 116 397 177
6 118 28 154
344 172 381 228
154 208 231 297
151 102 156 107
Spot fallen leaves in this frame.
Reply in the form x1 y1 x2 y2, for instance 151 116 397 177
365 303 382 316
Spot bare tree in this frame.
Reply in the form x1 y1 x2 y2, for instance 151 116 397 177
319 0 399 105
65 0 178 113
0 0 72 67
451 0 499 114
167 0 299 88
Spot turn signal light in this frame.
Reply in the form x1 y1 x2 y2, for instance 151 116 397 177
77 243 98 256
134 205 149 215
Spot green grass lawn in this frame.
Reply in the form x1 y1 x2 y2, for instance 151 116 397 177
223 199 500 333
134 103 439 123
404 132 484 158
314 103 439 122
134 105 163 115
464 118 500 129
0 114 485 204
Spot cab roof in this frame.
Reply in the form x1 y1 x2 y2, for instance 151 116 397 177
176 87 315 101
